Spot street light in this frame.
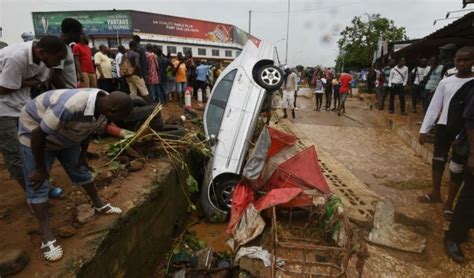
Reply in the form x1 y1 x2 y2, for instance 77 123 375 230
285 0 290 64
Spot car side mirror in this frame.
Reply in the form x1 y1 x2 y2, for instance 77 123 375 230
209 134 217 146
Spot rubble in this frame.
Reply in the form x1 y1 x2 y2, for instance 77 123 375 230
0 249 29 276
58 225 77 238
368 198 427 253
0 207 9 220
76 204 95 224
129 160 144 172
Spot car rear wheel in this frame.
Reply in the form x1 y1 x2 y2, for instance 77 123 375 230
215 178 237 210
256 65 284 91
200 176 239 222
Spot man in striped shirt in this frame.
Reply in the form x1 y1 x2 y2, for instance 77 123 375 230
18 88 133 262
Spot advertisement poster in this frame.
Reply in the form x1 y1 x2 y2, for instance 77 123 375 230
32 11 133 36
233 27 260 47
132 12 233 43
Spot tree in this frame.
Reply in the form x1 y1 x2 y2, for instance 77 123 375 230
336 14 407 71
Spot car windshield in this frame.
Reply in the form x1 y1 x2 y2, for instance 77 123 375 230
205 69 238 137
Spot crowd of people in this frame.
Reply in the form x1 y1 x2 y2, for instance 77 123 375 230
309 66 353 116
361 45 474 264
72 34 223 107
279 45 474 264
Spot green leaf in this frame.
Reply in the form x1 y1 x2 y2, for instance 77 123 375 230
109 161 122 171
186 175 199 193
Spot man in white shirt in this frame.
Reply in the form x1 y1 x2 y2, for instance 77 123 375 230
418 47 474 219
388 57 409 115
281 65 297 119
0 36 66 190
410 58 427 113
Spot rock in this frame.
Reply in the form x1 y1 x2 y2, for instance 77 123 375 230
106 171 114 179
0 249 29 276
76 204 95 224
0 208 10 220
73 195 90 206
117 156 130 164
368 199 427 253
129 160 144 172
58 225 76 238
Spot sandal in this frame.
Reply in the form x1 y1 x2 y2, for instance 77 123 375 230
41 239 63 262
417 194 442 203
94 203 122 215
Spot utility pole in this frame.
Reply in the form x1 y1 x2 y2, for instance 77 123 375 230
248 10 252 35
285 0 290 64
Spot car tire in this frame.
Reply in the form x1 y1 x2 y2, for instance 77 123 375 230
200 176 239 223
256 65 284 91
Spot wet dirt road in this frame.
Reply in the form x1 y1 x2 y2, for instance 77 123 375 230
286 88 474 277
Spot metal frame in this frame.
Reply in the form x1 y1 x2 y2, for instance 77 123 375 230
270 197 355 277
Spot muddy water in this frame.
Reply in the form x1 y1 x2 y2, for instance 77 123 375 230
188 222 232 253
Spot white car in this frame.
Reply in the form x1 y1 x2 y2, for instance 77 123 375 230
200 40 283 221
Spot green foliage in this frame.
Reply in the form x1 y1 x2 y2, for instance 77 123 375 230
336 14 407 70
186 175 199 193
108 160 126 171
105 133 135 157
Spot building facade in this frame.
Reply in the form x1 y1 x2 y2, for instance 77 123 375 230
32 10 259 63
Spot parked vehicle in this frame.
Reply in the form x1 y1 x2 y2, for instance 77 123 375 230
200 40 283 221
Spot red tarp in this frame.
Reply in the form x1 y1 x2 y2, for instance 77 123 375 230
266 146 330 207
254 188 303 211
226 182 255 234
227 129 330 234
266 127 297 158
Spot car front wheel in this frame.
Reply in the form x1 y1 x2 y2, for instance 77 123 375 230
256 65 284 91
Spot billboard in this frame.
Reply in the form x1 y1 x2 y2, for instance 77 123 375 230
132 12 234 43
32 11 133 36
233 27 260 47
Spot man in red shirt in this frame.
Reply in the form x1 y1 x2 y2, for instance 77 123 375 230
338 71 353 116
73 35 96 88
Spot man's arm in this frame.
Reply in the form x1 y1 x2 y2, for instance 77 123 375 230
29 127 49 185
51 69 67 89
74 56 83 82
419 82 444 144
0 78 44 95
466 128 474 175
78 136 92 169
134 54 141 74
388 69 394 87
403 68 408 86
94 53 104 79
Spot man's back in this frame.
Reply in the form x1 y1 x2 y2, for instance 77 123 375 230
19 89 107 150
339 73 352 93
196 65 209 81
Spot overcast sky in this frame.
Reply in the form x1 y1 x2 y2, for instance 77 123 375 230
0 0 469 66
